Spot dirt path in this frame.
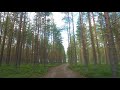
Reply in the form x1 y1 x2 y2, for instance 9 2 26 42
43 64 84 78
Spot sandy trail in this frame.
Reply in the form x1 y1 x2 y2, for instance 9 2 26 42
43 64 84 78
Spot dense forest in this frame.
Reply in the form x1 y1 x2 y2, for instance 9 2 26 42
66 12 120 78
0 12 120 78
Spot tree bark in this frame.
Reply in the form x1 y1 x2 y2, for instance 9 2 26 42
104 12 118 77
71 12 77 64
88 12 97 65
15 12 23 68
0 12 9 66
92 12 101 64
79 12 88 66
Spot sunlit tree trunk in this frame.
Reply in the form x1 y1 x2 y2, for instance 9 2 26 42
88 12 97 65
92 12 101 64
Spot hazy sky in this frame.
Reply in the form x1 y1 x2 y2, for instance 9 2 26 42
52 12 79 52
52 12 68 52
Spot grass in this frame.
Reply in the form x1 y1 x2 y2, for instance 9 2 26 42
69 64 120 78
0 63 59 78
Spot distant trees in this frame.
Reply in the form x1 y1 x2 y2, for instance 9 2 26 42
62 12 72 64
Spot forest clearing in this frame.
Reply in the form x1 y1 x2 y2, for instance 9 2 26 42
0 12 120 78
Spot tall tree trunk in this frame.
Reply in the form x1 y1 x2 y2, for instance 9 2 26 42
0 13 2 45
43 14 47 66
99 15 109 64
104 12 118 77
15 12 23 68
92 12 101 64
32 33 34 64
79 12 88 66
38 15 41 63
71 12 77 64
88 12 97 65
111 12 120 63
68 12 72 64
0 12 9 66
22 12 27 64
34 15 38 64
6 18 15 65
34 35 38 64
99 13 109 64
19 12 27 64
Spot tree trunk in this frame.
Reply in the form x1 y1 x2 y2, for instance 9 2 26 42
111 12 120 63
79 12 88 66
68 12 72 64
99 13 109 64
71 12 77 64
15 12 23 68
0 12 9 66
6 25 14 65
88 12 97 65
43 14 47 66
104 12 118 77
92 12 101 64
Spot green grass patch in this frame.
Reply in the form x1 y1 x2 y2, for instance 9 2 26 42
69 64 120 78
0 63 60 78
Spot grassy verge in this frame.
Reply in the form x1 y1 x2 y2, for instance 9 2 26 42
0 63 60 78
69 64 120 78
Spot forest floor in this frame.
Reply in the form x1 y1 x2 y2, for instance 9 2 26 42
43 64 85 78
69 64 120 78
0 64 59 78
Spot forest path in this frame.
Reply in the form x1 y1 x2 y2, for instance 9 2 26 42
43 64 84 78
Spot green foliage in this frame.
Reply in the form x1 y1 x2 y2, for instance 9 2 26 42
0 64 59 78
69 64 120 78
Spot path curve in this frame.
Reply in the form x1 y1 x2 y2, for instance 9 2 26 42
43 64 84 78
